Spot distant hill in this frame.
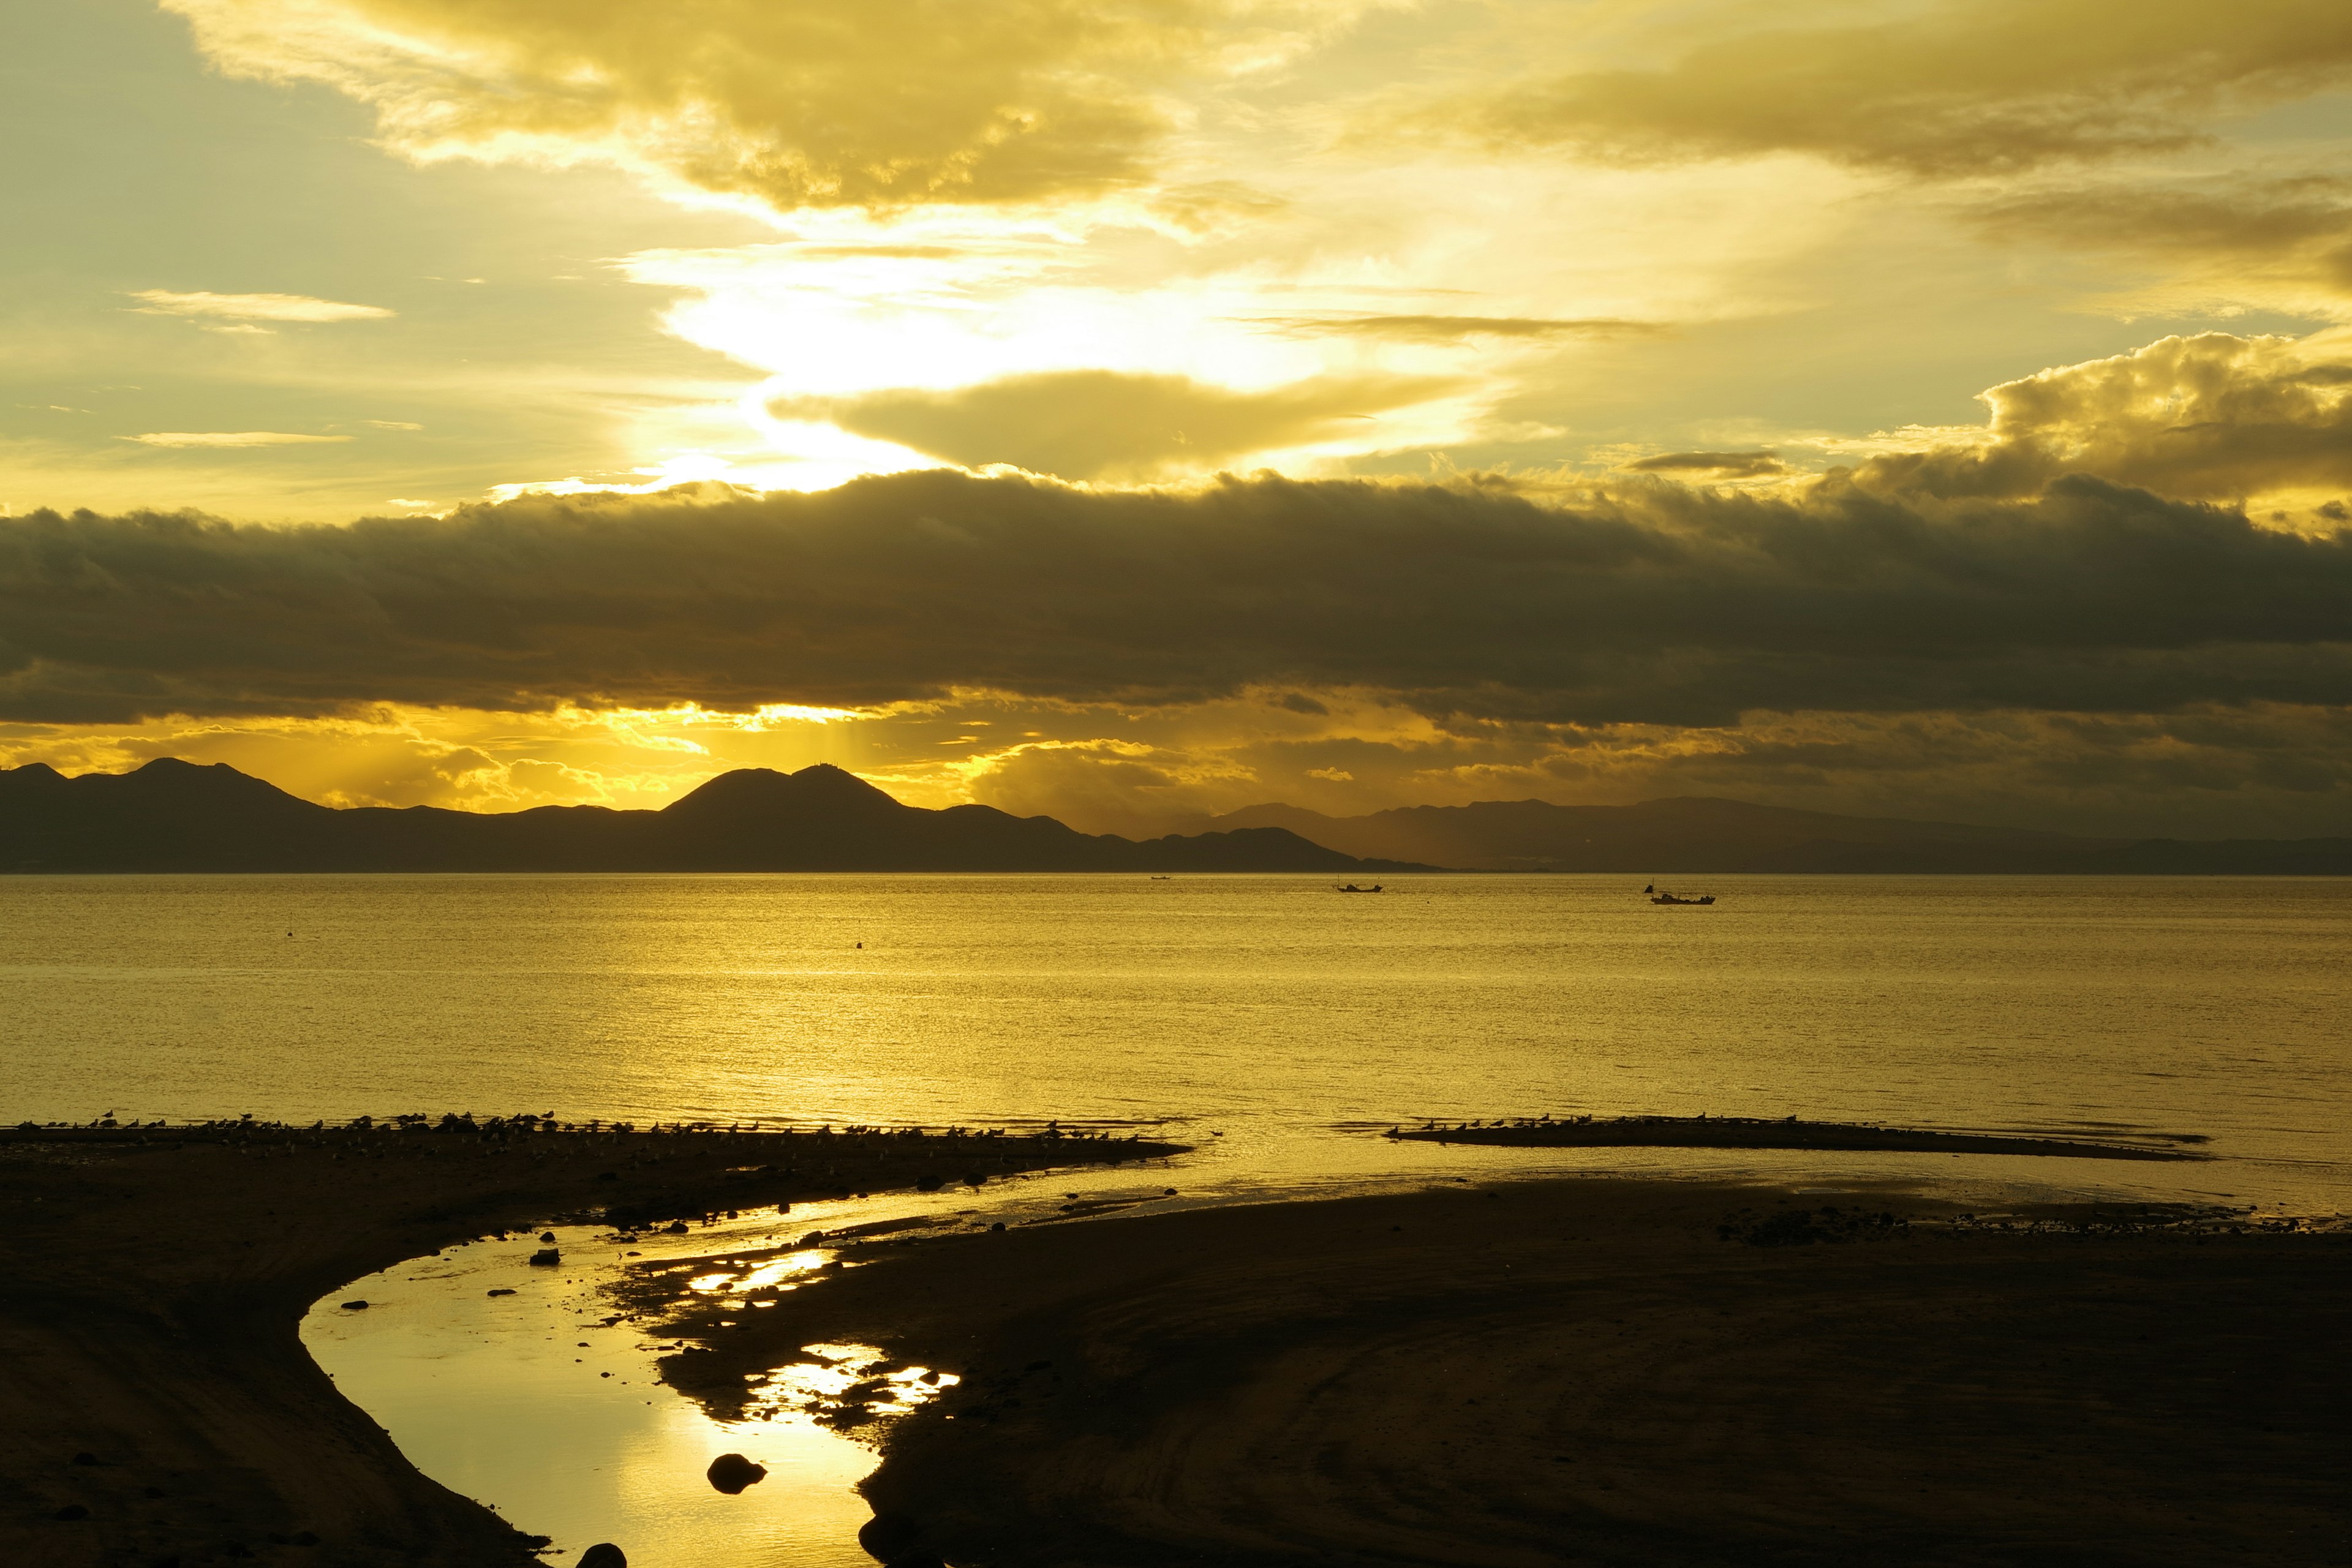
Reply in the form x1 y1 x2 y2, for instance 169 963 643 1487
0 760 1430 875
1195 796 2352 875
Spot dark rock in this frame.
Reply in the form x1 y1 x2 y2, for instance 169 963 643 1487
529 1248 560 1266
578 1545 627 1568
705 1452 768 1494
595 1170 618 1181
70 1451 99 1466
339 1300 369 1310
664 1220 688 1234
538 1231 557 1243
859 1512 944 1567
53 1504 89 1520
486 1287 516 1297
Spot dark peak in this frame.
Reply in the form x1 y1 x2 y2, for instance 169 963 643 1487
4 761 62 778
130 757 228 778
663 763 908 818
108 758 307 802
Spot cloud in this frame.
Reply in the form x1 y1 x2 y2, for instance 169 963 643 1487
1 466 2346 729
1966 176 2352 307
1442 0 2352 177
162 0 1358 212
128 290 395 322
363 420 426 431
1242 314 1664 343
1621 450 1785 478
1849 331 2352 503
124 432 356 448
952 698 2352 842
774 370 1460 480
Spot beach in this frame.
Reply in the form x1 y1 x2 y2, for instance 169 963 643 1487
0 1120 1168 1567
641 1178 2349 1568
5 1119 2346 1567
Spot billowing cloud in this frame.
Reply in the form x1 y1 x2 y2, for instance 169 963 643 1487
125 432 355 448
162 0 1357 211
127 289 395 322
1 467 2346 728
1446 0 2352 176
1850 331 2352 503
774 370 1460 480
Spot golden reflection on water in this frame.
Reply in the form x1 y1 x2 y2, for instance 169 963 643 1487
303 1199 994 1567
9 873 2347 1207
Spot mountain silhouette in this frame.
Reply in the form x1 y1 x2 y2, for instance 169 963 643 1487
0 760 1428 875
1195 796 2352 875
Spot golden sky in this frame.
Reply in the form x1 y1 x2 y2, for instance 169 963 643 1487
3 0 2350 837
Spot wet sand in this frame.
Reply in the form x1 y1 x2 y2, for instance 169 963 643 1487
643 1179 2350 1568
0 1118 1171 1567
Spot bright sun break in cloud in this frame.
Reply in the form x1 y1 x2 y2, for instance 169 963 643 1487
0 0 2348 837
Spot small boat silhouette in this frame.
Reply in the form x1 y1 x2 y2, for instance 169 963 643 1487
1649 890 1715 905
1335 883 1384 894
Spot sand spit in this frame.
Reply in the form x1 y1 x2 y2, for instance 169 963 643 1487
635 1179 2350 1568
1387 1114 2208 1160
0 1115 1178 1568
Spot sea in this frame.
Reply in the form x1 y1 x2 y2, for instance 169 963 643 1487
4 872 2346 1202
7 873 2347 1567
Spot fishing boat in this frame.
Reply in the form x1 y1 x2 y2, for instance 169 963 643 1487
1649 891 1714 905
1335 883 1384 894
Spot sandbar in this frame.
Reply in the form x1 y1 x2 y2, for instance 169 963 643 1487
1388 1114 2206 1159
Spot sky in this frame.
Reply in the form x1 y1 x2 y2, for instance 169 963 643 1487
2 0 2350 838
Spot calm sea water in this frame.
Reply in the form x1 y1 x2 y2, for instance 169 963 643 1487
3 873 2346 1205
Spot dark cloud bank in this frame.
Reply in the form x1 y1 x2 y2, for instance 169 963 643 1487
1 469 2347 726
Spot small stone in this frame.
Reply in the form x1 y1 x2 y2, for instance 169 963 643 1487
54 1504 89 1521
70 1452 99 1466
529 1248 560 1266
486 1287 516 1297
539 1231 557 1243
340 1300 369 1310
578 1545 627 1568
706 1452 768 1493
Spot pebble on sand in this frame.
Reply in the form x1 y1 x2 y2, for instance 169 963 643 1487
339 1300 369 1310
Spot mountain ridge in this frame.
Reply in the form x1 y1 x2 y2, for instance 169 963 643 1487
1190 795 2352 875
0 760 1427 875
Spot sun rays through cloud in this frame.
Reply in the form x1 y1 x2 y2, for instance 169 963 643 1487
4 1 2351 834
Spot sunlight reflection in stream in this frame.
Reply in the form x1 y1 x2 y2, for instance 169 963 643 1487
299 1192 989 1567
